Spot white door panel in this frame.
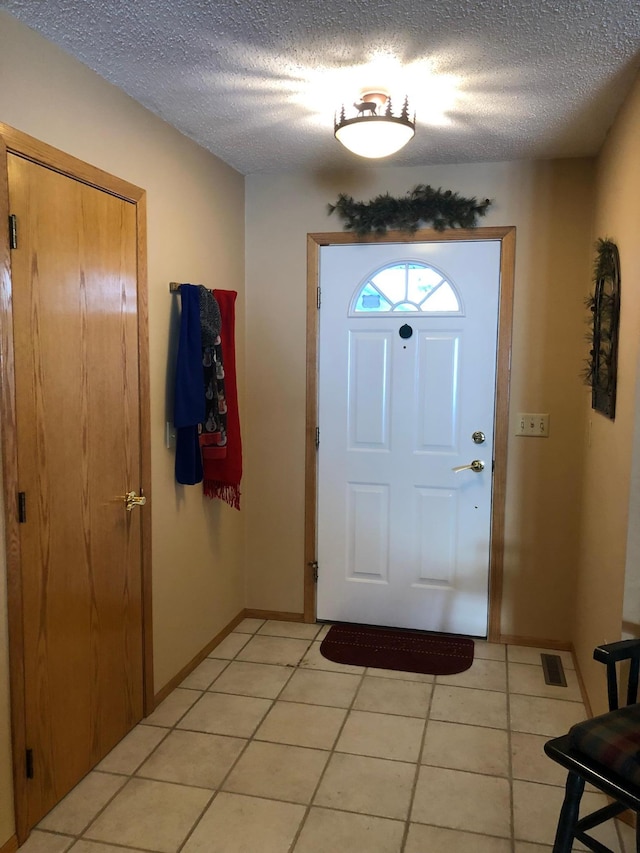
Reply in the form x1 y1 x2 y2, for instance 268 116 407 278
416 332 460 449
348 331 392 449
317 240 501 636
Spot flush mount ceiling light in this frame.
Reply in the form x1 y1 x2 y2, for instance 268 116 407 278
334 89 416 158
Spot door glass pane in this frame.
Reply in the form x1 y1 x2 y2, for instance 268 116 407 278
371 266 406 305
408 265 442 303
421 281 459 312
352 261 461 315
354 282 392 312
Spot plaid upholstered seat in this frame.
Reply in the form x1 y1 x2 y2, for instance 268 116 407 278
569 702 640 786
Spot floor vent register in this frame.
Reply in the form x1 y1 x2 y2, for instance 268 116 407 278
540 653 568 687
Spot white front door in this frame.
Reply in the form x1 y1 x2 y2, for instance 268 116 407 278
316 240 501 636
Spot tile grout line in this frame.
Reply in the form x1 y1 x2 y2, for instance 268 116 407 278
47 628 250 851
174 623 310 853
505 646 516 853
115 627 389 793
285 652 370 852
398 672 435 852
78 652 229 849
45 724 179 843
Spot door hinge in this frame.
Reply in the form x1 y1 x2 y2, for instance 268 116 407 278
25 749 34 779
317 286 321 309
9 214 17 250
315 427 320 449
18 492 26 523
308 560 318 582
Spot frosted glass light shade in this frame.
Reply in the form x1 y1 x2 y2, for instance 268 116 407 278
335 116 415 158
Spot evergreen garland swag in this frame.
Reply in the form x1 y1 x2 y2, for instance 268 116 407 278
328 184 492 234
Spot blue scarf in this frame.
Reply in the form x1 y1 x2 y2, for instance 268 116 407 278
174 284 205 484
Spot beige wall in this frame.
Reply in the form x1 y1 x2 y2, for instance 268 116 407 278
245 159 595 637
0 12 245 844
574 70 640 714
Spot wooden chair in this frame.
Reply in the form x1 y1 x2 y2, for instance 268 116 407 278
544 639 640 852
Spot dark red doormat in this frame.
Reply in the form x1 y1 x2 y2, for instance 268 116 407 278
320 623 474 676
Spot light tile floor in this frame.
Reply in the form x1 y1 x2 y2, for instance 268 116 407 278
22 619 636 853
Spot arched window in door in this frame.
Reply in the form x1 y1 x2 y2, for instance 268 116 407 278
350 260 462 316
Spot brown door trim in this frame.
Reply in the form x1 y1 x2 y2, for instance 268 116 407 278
304 227 516 640
0 123 153 842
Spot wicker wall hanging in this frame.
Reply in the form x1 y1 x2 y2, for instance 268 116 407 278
584 239 620 420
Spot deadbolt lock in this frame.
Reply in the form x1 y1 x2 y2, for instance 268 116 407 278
472 431 486 444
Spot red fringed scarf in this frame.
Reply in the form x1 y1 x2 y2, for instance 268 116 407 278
201 290 242 509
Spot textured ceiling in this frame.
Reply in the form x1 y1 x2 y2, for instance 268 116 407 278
2 0 639 174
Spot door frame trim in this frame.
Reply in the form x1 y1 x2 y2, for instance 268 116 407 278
0 123 153 842
304 227 516 641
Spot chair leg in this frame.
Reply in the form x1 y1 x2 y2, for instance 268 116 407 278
553 772 585 853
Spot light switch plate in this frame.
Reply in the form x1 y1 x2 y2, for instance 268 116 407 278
516 413 550 437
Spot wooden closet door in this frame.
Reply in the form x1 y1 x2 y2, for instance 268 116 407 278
8 152 144 828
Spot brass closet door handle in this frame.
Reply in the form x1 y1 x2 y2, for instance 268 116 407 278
123 491 147 511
